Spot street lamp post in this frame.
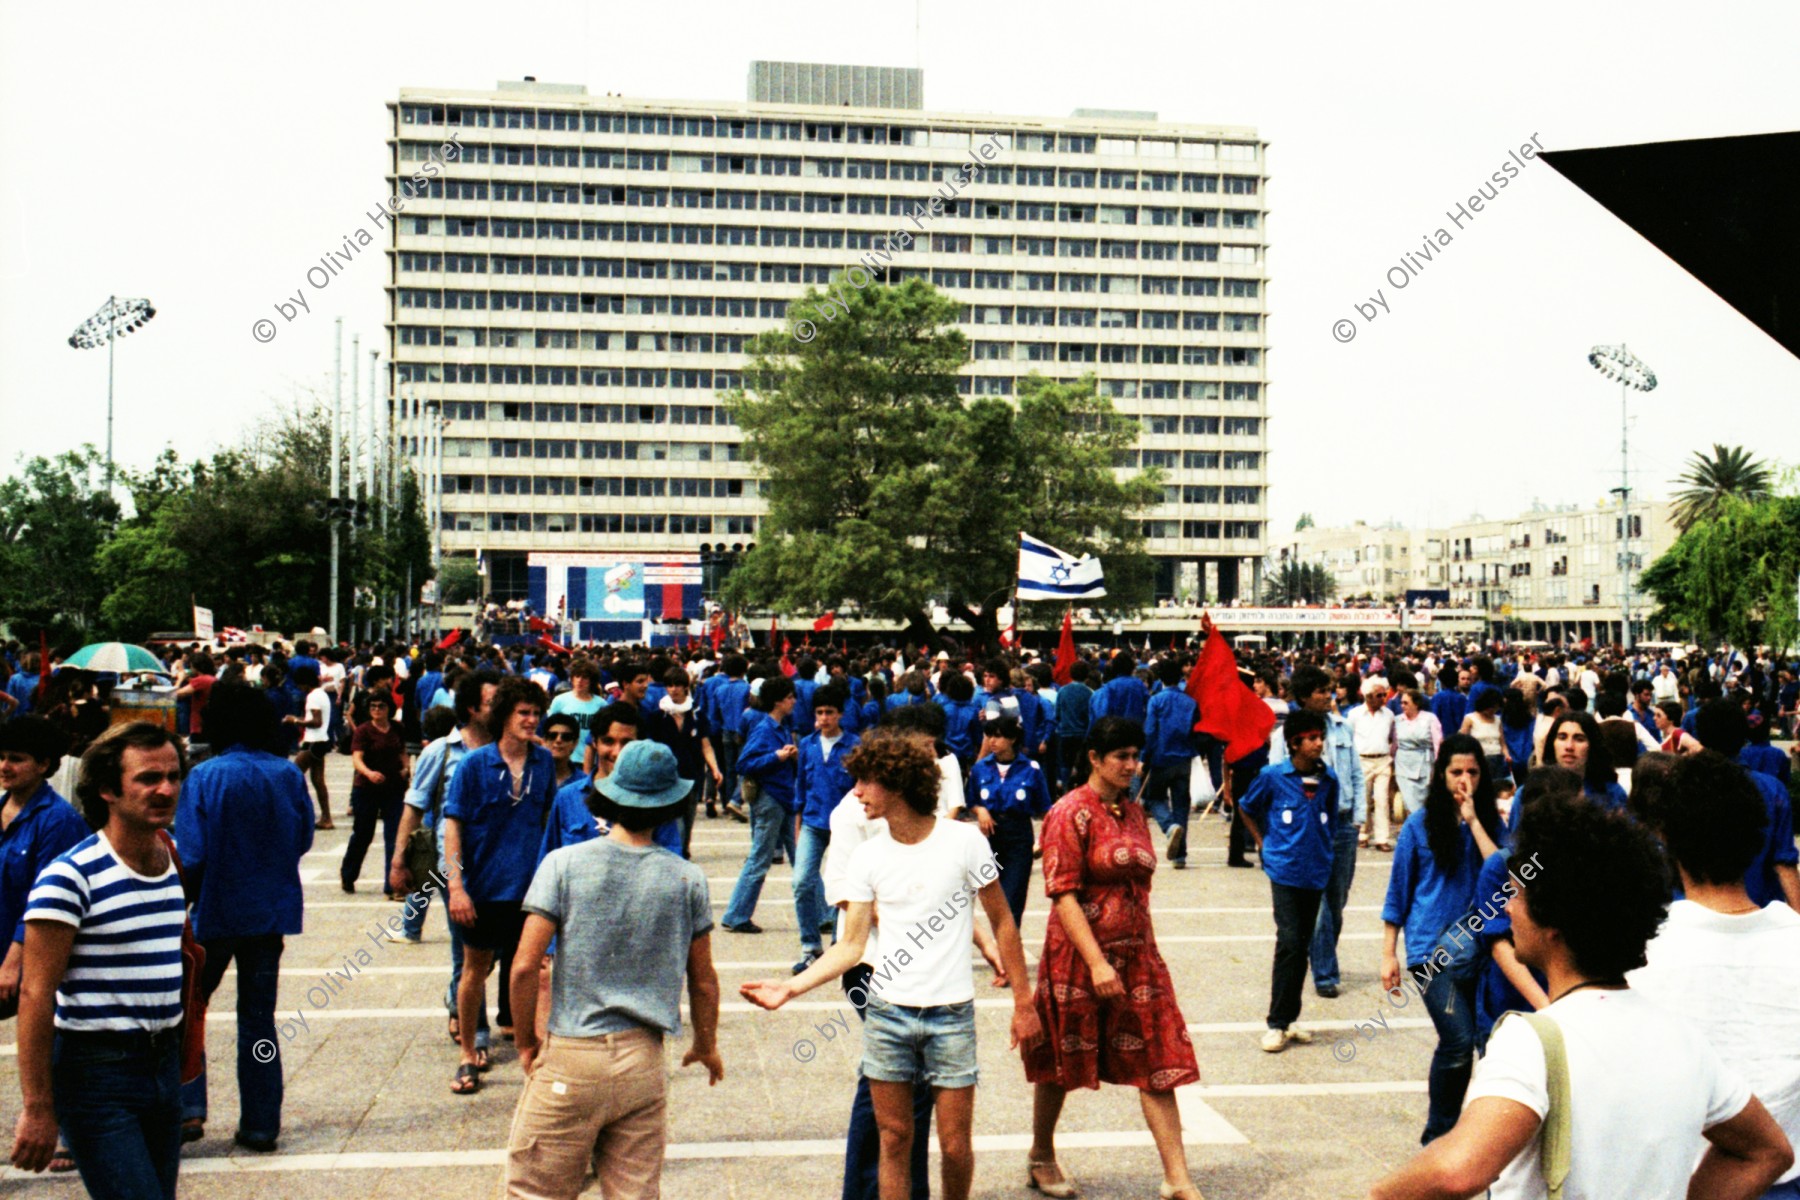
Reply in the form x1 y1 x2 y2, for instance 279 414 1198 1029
1586 343 1658 651
67 296 157 489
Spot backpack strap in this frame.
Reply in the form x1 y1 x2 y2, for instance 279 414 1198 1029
1494 1010 1571 1200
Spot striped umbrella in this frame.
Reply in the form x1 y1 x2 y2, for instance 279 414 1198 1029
61 642 165 674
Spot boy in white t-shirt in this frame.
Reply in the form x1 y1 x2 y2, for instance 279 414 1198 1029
743 728 1040 1200
1370 788 1791 1200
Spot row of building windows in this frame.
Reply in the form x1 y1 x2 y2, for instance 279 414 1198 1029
398 219 1264 262
440 439 745 462
461 511 759 535
1117 440 1265 471
396 325 1258 355
444 474 757 498
394 173 1259 222
397 362 746 387
398 106 1259 161
1140 520 1263 539
395 290 1261 325
430 401 733 424
396 254 1262 291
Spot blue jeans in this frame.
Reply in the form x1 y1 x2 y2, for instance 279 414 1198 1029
1415 963 1477 1144
718 733 742 807
54 1028 182 1200
794 824 832 955
1141 761 1193 861
342 786 404 890
988 809 1035 927
1308 822 1361 990
722 790 793 928
181 933 285 1140
842 964 932 1200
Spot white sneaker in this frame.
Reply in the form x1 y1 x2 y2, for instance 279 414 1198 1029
1285 1028 1313 1045
1260 1028 1287 1053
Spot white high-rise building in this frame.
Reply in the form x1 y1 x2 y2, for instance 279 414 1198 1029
386 66 1271 602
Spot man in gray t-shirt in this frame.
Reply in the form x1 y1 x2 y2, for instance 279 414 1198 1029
505 741 723 1200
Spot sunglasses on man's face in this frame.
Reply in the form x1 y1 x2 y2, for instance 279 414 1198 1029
543 731 578 743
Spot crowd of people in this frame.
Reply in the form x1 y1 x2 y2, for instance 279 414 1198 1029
1 628 1798 1199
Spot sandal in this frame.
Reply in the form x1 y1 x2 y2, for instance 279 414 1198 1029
1027 1159 1078 1198
474 1045 491 1072
49 1147 76 1173
450 1063 480 1095
316 819 337 831
447 1015 460 1044
180 1119 204 1144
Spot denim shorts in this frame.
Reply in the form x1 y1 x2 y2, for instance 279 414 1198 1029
860 999 978 1089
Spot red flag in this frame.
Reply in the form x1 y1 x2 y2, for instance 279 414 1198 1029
1185 618 1275 763
813 612 836 632
35 631 49 704
1169 633 1178 652
710 620 726 654
1052 610 1077 685
435 628 464 651
538 634 572 655
781 636 791 655
527 615 555 633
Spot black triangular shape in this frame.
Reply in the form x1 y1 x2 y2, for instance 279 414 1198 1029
1540 131 1800 360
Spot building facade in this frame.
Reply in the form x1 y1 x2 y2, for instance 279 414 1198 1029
1282 498 1674 643
384 66 1272 603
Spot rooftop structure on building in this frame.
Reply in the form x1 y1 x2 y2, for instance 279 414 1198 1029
386 65 1271 607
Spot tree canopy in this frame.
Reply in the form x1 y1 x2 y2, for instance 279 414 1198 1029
723 276 1160 645
1641 490 1800 650
1261 560 1337 606
1 403 432 645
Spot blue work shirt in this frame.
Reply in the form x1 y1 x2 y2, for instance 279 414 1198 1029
1741 743 1791 787
936 695 984 764
738 712 798 813
1472 848 1544 1047
5 673 40 716
541 773 682 859
1088 676 1150 731
415 671 444 714
1743 768 1797 908
2 784 89 945
1430 690 1468 739
796 730 860 830
405 733 475 833
442 742 556 903
173 746 315 940
1240 762 1341 890
707 677 750 742
1142 687 1198 769
1505 778 1627 836
1382 810 1491 967
791 678 818 737
967 754 1053 818
1055 682 1093 739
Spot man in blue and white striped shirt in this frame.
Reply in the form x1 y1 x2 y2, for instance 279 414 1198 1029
9 722 189 1200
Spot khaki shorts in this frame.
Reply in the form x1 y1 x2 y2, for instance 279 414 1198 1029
503 1028 666 1200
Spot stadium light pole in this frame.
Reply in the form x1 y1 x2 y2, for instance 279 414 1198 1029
1587 343 1657 652
67 296 157 489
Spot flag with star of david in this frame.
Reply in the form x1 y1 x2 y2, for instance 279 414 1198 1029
1016 531 1106 601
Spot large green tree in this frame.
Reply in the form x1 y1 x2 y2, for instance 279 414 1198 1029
1641 492 1800 650
723 276 1159 646
1670 444 1773 533
0 448 120 643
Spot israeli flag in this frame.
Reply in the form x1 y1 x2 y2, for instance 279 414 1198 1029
1017 532 1107 601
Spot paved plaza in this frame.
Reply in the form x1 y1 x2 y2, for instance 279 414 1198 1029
2 756 1440 1199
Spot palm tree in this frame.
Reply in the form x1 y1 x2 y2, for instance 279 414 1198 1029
1670 444 1773 532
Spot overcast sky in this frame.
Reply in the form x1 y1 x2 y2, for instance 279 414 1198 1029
4 0 1797 536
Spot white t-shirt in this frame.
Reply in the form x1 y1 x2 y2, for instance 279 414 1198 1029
1630 900 1800 1183
842 817 999 1006
823 756 962 968
301 690 332 744
1466 988 1750 1199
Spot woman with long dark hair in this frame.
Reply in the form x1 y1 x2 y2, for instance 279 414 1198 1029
1506 710 1625 835
1380 733 1504 1144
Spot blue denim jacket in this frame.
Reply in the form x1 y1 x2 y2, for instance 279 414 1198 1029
1325 709 1366 825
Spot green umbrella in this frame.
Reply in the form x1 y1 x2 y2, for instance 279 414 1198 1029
62 642 166 674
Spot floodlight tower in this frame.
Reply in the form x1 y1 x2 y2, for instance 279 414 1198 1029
67 296 157 488
1586 343 1657 651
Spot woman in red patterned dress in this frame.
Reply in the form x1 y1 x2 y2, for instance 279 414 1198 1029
1022 716 1204 1200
